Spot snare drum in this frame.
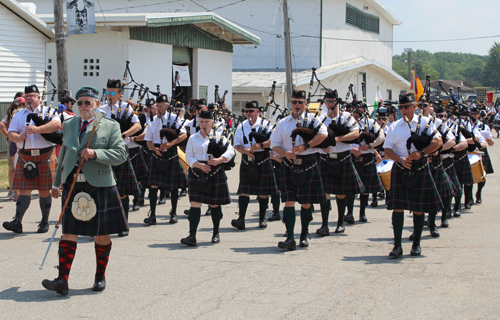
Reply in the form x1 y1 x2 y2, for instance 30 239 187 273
468 152 486 183
376 159 394 190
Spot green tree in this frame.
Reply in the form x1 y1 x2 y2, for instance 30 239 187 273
483 42 500 90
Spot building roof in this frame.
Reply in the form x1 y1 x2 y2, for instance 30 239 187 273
367 0 401 25
233 58 409 92
0 0 54 39
38 12 260 45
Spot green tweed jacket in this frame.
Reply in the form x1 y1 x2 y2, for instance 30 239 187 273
52 116 127 188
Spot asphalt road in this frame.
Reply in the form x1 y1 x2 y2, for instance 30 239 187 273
0 145 499 319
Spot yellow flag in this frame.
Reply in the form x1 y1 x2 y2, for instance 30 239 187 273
410 69 425 102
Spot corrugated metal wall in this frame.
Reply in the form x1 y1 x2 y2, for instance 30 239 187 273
130 25 233 53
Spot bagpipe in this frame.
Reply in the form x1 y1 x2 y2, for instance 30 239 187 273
159 100 189 142
357 81 378 145
328 83 360 144
404 114 437 154
204 114 236 170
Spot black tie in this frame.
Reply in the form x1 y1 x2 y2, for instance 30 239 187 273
79 120 88 142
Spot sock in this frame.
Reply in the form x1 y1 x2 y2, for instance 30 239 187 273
149 188 158 215
454 192 462 210
210 206 221 234
121 196 129 220
238 195 250 220
58 240 77 282
336 197 347 226
372 192 377 202
39 196 52 223
442 198 452 222
283 207 296 240
346 194 355 216
139 183 146 201
188 207 201 236
159 189 166 200
15 195 31 223
320 199 331 227
464 185 473 203
428 212 437 228
360 194 369 216
95 242 112 278
170 189 179 215
258 197 268 220
476 181 485 197
392 211 404 246
300 206 313 235
413 214 425 247
271 194 280 214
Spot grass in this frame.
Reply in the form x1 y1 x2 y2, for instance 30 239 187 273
0 159 9 189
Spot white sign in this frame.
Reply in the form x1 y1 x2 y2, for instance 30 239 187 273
67 0 95 35
172 65 191 87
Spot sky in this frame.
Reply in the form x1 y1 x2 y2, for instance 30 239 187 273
378 0 500 56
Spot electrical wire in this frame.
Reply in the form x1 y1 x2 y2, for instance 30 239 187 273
291 33 500 43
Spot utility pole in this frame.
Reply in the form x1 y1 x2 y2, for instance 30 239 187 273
282 0 293 108
54 0 68 99
404 47 413 82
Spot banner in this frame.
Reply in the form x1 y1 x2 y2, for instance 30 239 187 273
172 64 191 87
374 86 383 109
67 0 95 35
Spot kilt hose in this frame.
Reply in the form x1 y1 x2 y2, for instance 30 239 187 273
61 182 128 236
112 157 140 197
453 151 474 185
280 158 327 205
129 146 148 183
388 158 443 213
430 156 455 203
12 148 57 191
353 153 383 194
480 148 494 174
443 158 462 195
237 157 278 196
319 153 365 195
188 165 231 205
146 149 188 190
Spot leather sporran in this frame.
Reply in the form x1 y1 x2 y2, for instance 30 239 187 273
155 157 170 173
326 159 341 176
290 167 307 187
196 179 212 194
23 161 38 179
246 163 260 181
401 171 418 189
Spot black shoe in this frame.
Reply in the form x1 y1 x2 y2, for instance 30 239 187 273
131 204 140 211
389 245 403 259
441 219 449 228
268 211 281 221
476 195 482 204
429 226 440 238
258 219 267 228
92 274 106 292
42 277 68 295
211 233 220 244
447 210 452 219
410 245 421 256
370 200 378 207
334 224 345 233
464 201 471 210
3 219 23 233
278 238 296 250
359 213 368 223
409 233 415 241
378 191 385 199
169 212 178 224
180 189 187 197
143 212 156 225
205 208 211 216
424 220 430 227
138 198 145 206
299 233 310 248
184 209 190 216
158 198 166 205
118 230 129 237
453 210 461 217
344 214 355 225
231 218 245 230
180 235 197 246
37 222 49 233
316 226 330 237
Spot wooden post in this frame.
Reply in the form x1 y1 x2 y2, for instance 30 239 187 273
283 0 293 109
54 0 68 100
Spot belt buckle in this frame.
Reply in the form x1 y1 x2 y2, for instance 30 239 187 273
31 149 40 156
355 156 363 162
76 174 86 183
329 152 337 159
293 158 302 165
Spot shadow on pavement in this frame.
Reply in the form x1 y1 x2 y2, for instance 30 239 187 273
0 286 99 302
231 246 293 255
148 242 214 250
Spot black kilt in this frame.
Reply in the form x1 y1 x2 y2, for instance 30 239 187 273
188 165 231 205
453 152 474 185
430 156 455 202
237 156 278 196
481 148 494 174
280 157 326 205
443 158 462 195
319 153 365 195
112 157 140 197
61 183 128 236
146 148 188 189
129 146 148 183
388 158 443 213
353 153 383 194
272 160 282 191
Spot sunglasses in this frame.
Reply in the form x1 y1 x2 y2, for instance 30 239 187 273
398 105 411 110
435 114 445 118
325 100 335 104
291 100 305 105
77 101 92 106
104 91 116 96
378 117 387 120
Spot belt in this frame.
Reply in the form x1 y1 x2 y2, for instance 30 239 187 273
19 146 54 156
153 144 178 158
353 153 374 163
324 150 351 160
242 152 270 163
453 149 467 158
283 153 317 166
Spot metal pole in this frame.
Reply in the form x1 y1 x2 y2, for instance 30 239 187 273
54 0 68 100
407 51 411 82
283 0 293 109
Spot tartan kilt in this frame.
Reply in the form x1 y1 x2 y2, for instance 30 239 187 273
430 156 455 202
112 157 140 197
237 158 278 196
146 153 188 189
188 166 231 205
129 146 148 182
273 160 283 191
453 153 474 185
443 158 462 195
13 148 57 191
61 183 128 236
353 155 383 194
319 154 365 195
481 148 494 174
280 160 327 205
387 158 443 213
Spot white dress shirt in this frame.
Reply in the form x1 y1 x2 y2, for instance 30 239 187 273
185 130 235 167
144 112 186 144
234 117 270 152
9 105 61 149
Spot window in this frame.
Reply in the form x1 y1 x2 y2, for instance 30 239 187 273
346 3 380 34
387 89 392 100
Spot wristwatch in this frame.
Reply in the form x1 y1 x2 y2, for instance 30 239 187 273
303 142 310 150
121 133 126 139
420 150 426 157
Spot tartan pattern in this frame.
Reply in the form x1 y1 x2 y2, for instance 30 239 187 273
188 166 231 205
353 155 383 194
146 154 188 189
237 158 278 195
112 157 140 197
61 183 128 236
319 154 366 195
387 158 443 212
430 156 455 202
443 158 462 195
272 160 283 191
129 147 149 182
481 148 494 174
12 149 57 191
280 160 327 204
453 154 474 185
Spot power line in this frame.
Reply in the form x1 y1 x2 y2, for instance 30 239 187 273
291 34 500 43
